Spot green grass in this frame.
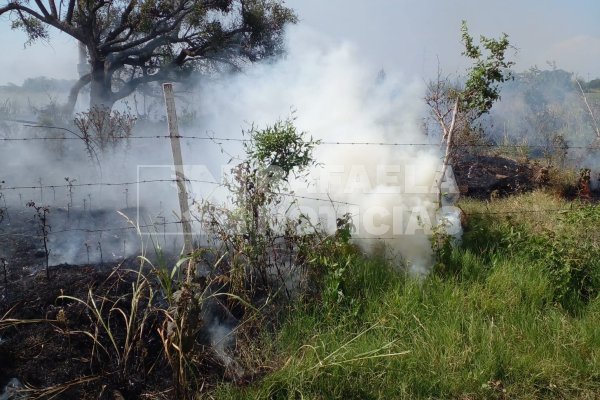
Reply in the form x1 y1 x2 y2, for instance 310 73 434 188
215 191 600 399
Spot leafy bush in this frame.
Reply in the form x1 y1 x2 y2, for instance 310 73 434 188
455 192 600 312
199 117 323 299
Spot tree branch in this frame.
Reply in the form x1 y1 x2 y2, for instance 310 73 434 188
1 1 84 40
575 78 600 139
0 2 46 21
438 98 460 207
104 0 137 44
110 70 169 103
65 0 75 23
48 0 58 17
32 0 50 17
63 72 92 115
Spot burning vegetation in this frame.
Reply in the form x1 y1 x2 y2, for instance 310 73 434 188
1 8 600 400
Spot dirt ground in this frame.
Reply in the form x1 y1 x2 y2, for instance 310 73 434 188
0 260 175 399
0 210 256 399
0 204 175 398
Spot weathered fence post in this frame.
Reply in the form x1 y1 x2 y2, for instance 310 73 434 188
163 83 193 255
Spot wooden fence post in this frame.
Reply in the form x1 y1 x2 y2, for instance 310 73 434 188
163 83 193 255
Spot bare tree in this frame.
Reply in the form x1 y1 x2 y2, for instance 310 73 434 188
575 78 600 139
426 21 515 207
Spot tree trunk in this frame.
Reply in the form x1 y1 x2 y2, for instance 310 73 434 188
437 98 459 208
89 60 115 111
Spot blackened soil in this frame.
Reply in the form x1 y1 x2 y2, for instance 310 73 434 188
453 154 600 201
0 262 174 400
0 226 258 400
453 154 535 199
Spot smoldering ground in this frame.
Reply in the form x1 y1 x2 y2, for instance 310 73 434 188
0 25 459 274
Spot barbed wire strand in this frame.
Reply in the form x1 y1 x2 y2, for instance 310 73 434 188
0 179 362 206
0 178 222 191
1 132 599 150
0 204 596 240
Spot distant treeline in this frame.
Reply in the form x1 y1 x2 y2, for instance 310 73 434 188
0 77 77 92
480 68 600 149
2 69 599 95
584 78 600 91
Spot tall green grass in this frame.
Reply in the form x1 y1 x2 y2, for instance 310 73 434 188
215 191 600 399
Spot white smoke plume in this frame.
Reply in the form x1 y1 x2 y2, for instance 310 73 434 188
0 25 460 273
187 25 458 274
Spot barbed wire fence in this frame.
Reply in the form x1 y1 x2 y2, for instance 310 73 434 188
2 94 600 268
2 130 600 149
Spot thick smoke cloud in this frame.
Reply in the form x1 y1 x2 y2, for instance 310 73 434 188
187 26 454 273
1 26 457 273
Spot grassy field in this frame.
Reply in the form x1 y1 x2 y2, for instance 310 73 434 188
215 191 600 399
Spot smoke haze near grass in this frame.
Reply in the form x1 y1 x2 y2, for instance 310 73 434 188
0 26 457 273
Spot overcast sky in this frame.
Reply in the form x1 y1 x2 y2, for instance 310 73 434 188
0 0 598 85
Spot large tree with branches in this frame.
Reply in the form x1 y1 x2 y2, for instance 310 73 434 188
0 0 296 112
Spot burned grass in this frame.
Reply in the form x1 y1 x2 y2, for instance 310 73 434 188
0 262 174 399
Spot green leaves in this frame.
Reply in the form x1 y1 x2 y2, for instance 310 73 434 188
460 20 480 59
245 117 320 181
460 21 515 117
11 16 48 45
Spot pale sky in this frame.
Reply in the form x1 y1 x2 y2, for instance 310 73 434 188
0 0 598 85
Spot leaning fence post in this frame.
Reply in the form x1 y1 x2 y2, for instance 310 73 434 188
163 83 193 256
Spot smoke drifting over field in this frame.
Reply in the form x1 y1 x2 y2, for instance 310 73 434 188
189 25 457 273
483 69 600 187
0 26 458 273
